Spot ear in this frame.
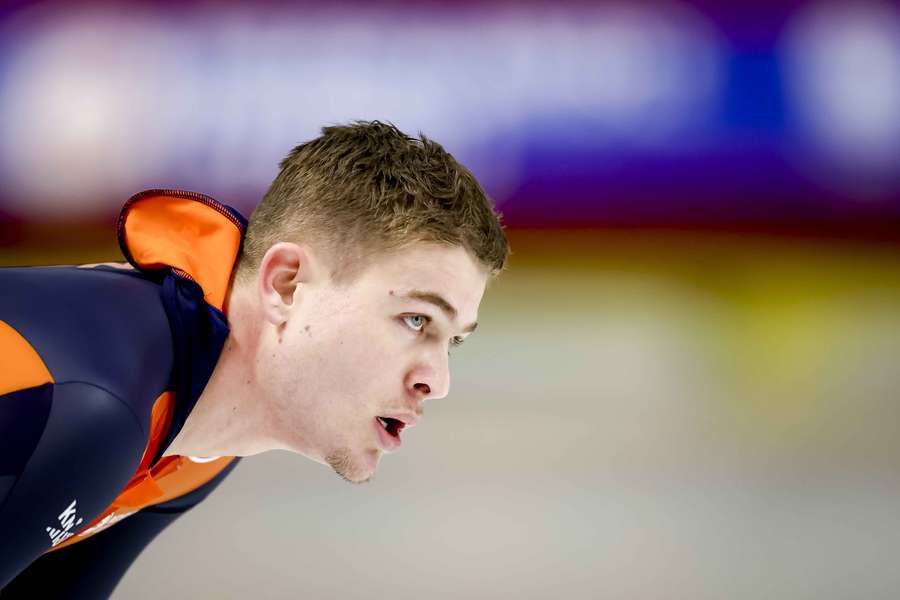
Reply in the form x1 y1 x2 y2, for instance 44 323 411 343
257 242 317 326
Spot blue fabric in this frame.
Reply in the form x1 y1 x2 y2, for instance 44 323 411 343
153 271 232 462
0 382 146 589
0 266 174 436
2 458 241 599
0 384 52 477
0 195 248 591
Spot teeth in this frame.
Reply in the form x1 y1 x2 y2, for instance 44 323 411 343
377 417 389 429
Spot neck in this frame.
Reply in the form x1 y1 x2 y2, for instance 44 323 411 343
162 287 273 458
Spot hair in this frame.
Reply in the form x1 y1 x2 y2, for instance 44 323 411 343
234 120 508 284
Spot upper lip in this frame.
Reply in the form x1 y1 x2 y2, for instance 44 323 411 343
379 411 421 428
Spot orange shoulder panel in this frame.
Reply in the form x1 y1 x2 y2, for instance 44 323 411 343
118 190 244 311
0 319 54 396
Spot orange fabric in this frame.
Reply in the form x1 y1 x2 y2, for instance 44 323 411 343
47 390 234 552
0 319 54 396
48 455 236 551
136 390 176 474
120 194 242 311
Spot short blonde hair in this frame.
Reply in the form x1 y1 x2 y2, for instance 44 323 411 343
235 121 508 283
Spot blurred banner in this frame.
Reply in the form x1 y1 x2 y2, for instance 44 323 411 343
1 0 899 237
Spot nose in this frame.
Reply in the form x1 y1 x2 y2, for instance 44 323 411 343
408 347 450 401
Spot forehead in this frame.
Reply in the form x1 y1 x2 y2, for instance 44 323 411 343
354 243 489 318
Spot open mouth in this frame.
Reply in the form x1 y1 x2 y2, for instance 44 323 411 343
376 416 405 439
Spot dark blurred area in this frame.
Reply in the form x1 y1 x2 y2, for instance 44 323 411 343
2 0 900 248
2 2 900 599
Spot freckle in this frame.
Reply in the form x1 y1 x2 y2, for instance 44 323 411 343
304 325 310 332
389 290 394 296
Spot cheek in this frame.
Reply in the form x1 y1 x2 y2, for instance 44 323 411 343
336 332 393 391
330 323 408 404
265 310 411 419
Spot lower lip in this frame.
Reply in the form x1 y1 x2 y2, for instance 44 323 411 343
374 418 402 452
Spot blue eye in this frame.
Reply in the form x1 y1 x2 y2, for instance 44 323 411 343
403 315 427 331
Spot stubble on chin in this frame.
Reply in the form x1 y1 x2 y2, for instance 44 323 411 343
326 447 374 485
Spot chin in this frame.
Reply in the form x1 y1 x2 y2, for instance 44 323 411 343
325 447 381 484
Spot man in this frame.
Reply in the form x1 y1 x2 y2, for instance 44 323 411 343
0 121 509 597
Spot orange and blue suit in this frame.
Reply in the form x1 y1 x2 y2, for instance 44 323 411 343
0 190 247 597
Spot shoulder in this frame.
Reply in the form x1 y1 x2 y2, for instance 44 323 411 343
0 265 174 432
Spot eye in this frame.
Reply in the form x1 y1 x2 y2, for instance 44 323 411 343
402 314 429 332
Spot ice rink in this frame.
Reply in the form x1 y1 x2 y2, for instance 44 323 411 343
47 230 892 600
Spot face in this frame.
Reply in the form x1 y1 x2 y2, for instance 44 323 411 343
256 241 489 483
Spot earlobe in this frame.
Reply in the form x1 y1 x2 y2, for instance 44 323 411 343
257 242 309 326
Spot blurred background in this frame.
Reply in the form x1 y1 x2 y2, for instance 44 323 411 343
2 0 900 598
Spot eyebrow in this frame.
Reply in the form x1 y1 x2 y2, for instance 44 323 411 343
402 290 478 333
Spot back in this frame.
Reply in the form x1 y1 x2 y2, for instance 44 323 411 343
0 264 175 587
0 264 175 419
